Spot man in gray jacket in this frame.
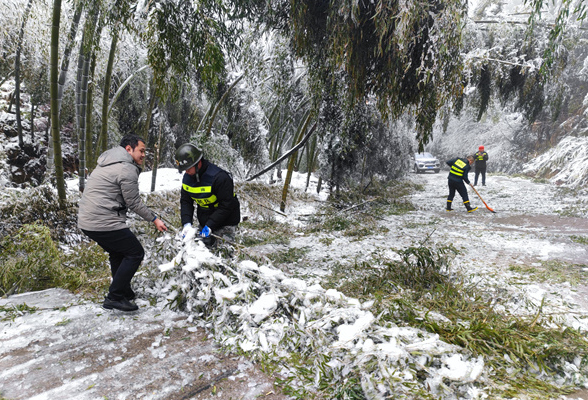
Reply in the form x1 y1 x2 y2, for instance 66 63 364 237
78 134 167 311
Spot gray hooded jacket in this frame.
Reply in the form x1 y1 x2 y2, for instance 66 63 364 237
78 146 156 231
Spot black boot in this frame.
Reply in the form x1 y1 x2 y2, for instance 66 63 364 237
446 200 453 212
464 201 478 213
124 287 136 301
202 235 217 248
103 296 138 312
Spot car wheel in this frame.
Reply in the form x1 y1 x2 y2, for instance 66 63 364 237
434 169 440 173
414 165 420 174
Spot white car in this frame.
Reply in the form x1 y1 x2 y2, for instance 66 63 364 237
413 152 441 174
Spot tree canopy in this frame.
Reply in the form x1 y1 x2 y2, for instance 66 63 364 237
279 0 468 146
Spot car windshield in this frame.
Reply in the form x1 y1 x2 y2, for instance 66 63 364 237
415 153 434 159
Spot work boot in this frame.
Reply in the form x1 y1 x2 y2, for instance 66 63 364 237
202 235 217 248
103 296 139 312
446 200 453 212
464 201 478 213
124 287 136 301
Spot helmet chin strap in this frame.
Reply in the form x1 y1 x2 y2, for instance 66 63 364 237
194 162 200 182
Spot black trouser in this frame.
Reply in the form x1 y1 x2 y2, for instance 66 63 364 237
447 179 469 203
82 228 144 300
474 168 486 185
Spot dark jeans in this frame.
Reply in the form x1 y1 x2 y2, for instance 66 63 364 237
447 179 469 203
474 168 486 185
82 228 144 300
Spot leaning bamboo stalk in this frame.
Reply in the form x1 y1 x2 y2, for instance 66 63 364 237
280 111 312 212
106 65 149 119
201 74 244 137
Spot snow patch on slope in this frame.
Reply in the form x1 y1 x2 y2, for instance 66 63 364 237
524 136 588 187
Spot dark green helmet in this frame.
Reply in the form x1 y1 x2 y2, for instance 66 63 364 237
175 143 203 172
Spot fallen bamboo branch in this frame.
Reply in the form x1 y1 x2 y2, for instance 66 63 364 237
338 197 380 214
256 203 287 217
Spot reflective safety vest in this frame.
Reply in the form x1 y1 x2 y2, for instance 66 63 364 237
476 152 487 161
182 163 224 209
450 158 468 178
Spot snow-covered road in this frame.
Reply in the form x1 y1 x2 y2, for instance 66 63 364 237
288 172 588 290
0 289 286 400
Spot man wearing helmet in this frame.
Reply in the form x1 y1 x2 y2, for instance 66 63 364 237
474 145 489 186
175 143 240 247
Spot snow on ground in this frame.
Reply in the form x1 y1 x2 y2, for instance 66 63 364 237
524 136 588 187
0 289 283 400
3 168 588 399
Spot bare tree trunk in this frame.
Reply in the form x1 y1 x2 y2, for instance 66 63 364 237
78 52 90 191
50 0 66 207
295 143 305 171
141 84 158 169
74 41 84 143
150 121 163 192
281 112 312 212
15 0 34 148
7 91 14 113
97 28 119 155
57 1 83 115
77 8 100 191
47 3 82 179
274 127 290 180
360 153 367 188
330 158 335 196
0 70 14 88
45 113 53 180
75 3 98 144
84 53 97 172
30 103 35 140
305 135 317 191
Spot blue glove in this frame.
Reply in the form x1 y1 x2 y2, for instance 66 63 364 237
181 223 192 239
200 225 211 238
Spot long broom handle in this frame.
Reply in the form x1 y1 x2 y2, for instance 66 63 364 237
469 184 496 213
